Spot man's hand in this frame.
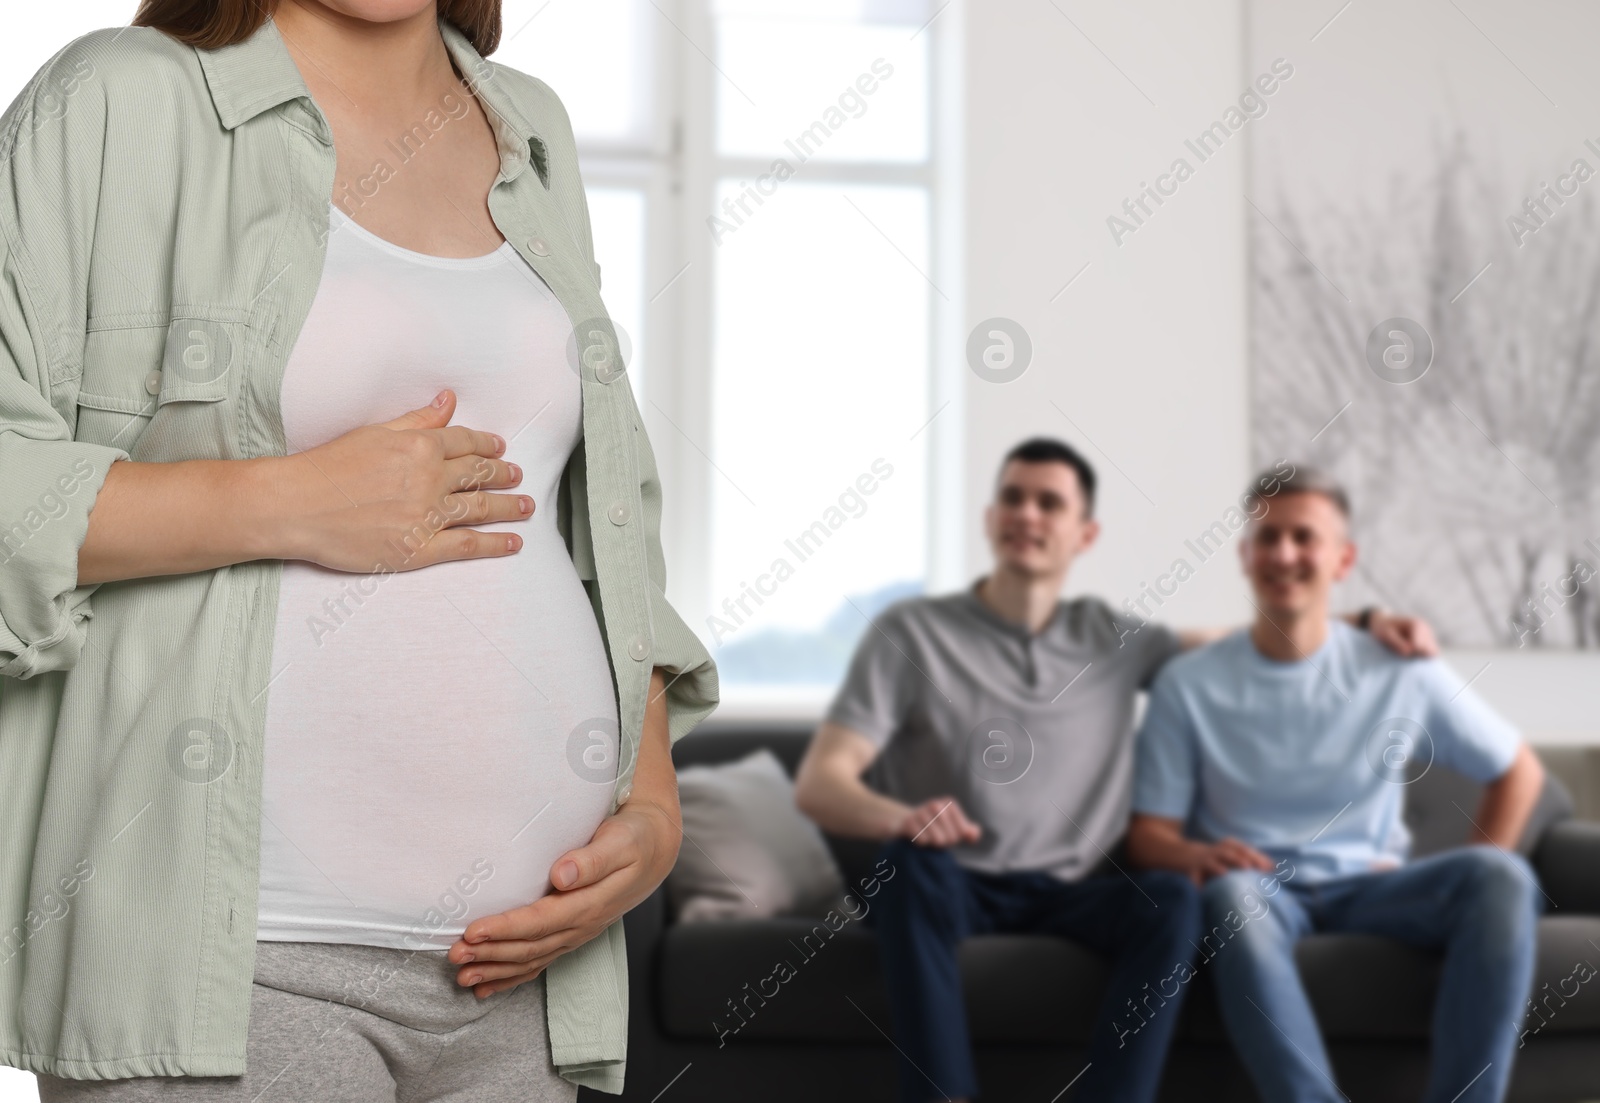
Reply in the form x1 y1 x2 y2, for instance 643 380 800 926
1366 610 1439 658
1179 837 1276 885
1128 813 1275 887
898 796 982 847
447 801 679 998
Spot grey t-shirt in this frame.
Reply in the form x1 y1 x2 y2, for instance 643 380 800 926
824 584 1181 882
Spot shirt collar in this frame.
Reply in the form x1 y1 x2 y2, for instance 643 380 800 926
196 15 550 188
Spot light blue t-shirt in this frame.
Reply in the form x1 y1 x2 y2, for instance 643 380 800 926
1131 621 1520 882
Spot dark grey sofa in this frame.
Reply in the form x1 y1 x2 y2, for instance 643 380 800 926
587 727 1600 1103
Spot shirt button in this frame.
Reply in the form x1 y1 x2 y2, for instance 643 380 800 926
608 502 631 525
144 369 163 395
527 237 551 256
617 782 634 804
594 358 621 384
627 635 650 662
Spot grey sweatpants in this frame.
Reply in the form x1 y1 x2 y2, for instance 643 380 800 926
37 941 578 1103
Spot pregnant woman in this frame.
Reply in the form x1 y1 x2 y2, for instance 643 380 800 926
0 1 716 1099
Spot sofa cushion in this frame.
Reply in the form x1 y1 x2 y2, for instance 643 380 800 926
659 915 1600 1044
668 749 846 922
659 918 885 1044
657 919 1109 1045
1537 820 1600 913
1521 916 1600 1037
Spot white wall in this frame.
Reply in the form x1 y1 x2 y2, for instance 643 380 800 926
960 0 1600 746
964 0 1248 627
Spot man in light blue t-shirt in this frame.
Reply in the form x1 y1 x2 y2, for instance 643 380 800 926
1128 467 1547 1103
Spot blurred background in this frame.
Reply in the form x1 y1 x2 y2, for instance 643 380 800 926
4 1 1600 1097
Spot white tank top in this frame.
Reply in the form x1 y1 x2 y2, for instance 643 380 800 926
255 203 620 950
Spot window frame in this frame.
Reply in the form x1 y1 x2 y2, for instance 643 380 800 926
572 0 969 711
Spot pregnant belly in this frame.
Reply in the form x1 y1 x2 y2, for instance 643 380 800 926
257 535 619 949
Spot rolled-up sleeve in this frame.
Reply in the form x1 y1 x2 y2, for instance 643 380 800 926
0 238 127 678
0 61 127 679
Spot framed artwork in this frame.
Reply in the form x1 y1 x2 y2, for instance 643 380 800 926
1248 0 1600 647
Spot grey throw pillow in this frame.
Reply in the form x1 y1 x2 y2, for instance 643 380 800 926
668 749 847 922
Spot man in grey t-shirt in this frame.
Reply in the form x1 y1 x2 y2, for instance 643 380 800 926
824 585 1180 885
793 439 1434 1103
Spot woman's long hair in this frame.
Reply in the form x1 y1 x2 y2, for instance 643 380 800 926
131 1 503 55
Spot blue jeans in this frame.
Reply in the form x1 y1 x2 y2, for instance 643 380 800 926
1201 847 1541 1103
867 837 1202 1103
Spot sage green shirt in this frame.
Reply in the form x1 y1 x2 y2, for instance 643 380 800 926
0 16 717 1094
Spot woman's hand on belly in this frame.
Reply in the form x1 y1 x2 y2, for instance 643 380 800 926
447 669 682 998
281 389 533 572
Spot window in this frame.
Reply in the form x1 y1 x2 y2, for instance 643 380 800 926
499 0 659 400
704 177 930 685
699 0 946 700
514 0 953 704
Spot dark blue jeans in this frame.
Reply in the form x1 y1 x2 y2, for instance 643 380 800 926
866 837 1202 1103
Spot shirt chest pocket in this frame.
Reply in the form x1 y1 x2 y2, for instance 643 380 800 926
74 317 242 461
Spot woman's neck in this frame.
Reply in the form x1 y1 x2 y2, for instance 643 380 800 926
272 0 457 113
